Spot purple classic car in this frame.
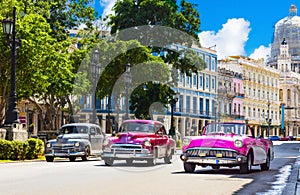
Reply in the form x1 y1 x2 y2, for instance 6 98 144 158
180 122 274 174
101 119 176 166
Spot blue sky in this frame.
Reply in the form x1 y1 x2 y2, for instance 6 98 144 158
92 0 299 59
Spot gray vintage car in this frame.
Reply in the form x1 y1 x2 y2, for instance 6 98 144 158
44 123 105 162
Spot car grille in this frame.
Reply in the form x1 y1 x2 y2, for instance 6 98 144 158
185 148 238 158
110 144 143 153
52 145 75 153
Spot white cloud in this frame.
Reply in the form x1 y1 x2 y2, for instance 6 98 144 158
199 18 251 60
249 45 271 60
99 0 117 19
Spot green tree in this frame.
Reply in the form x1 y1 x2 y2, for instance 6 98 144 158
107 0 206 118
0 0 98 129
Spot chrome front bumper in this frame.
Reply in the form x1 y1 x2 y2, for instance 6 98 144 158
180 154 247 165
102 146 153 159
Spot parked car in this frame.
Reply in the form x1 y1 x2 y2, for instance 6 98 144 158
101 119 176 166
44 123 105 162
279 136 291 141
180 122 274 174
296 134 300 141
269 135 280 141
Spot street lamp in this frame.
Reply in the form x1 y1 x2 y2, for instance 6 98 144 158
89 49 100 124
266 99 271 137
169 96 178 137
124 63 131 120
2 7 20 126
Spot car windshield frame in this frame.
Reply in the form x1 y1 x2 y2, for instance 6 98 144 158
204 123 251 136
119 122 155 133
60 125 89 134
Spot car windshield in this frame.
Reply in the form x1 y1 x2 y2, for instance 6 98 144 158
60 126 88 134
204 123 250 136
120 122 155 133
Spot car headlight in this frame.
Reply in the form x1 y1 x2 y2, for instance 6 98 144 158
74 142 80 147
144 140 151 147
103 138 109 146
46 143 52 148
234 140 244 148
182 137 191 146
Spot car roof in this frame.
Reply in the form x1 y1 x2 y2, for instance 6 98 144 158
61 123 100 128
122 119 163 125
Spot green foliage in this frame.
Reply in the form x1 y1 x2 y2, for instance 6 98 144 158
0 140 12 159
176 139 182 148
10 140 28 160
0 138 44 160
26 138 44 159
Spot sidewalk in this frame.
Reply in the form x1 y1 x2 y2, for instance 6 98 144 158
282 157 300 195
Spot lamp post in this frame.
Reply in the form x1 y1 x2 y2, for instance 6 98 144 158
89 49 100 124
266 99 271 137
2 7 20 126
124 63 131 120
169 96 178 137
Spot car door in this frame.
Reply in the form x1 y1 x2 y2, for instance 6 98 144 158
155 125 168 158
89 126 104 155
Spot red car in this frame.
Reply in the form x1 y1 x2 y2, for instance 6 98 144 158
279 136 291 141
101 119 176 166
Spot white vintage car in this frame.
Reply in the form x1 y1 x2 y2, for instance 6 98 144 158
44 123 105 162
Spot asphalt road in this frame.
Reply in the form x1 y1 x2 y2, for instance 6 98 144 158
0 141 299 195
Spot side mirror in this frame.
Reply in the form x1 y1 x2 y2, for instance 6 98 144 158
112 130 117 136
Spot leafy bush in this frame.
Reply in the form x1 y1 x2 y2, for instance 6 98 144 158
176 139 182 148
0 140 13 160
0 138 44 160
26 138 44 159
10 140 28 160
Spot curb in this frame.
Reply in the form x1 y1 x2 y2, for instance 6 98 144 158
282 157 300 195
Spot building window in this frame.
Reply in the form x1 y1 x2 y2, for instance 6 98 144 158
248 107 251 117
212 78 215 89
199 74 203 88
288 89 291 100
200 98 204 115
253 108 256 117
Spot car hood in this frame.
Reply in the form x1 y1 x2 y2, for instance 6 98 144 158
112 132 156 143
48 133 88 143
187 133 246 150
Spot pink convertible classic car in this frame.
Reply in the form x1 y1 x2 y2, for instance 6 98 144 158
101 119 176 166
180 122 274 174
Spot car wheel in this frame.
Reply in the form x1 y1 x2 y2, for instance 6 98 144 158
69 157 76 162
240 153 252 174
126 159 133 165
82 147 90 161
212 165 220 170
260 153 270 171
147 157 157 166
184 162 196 173
104 158 114 166
45 156 54 162
164 155 172 164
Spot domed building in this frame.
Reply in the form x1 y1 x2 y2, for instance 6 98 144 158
267 4 300 138
268 4 300 70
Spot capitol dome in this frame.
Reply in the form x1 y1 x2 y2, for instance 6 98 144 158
270 4 300 58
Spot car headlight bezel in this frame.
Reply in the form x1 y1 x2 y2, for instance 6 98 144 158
46 143 52 148
103 138 109 146
234 139 244 148
182 137 191 146
144 140 151 147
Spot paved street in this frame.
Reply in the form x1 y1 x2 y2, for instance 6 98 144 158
0 141 299 195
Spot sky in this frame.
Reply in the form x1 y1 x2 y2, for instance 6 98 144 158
92 0 299 60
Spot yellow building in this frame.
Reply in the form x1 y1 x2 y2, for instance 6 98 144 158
221 56 281 137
